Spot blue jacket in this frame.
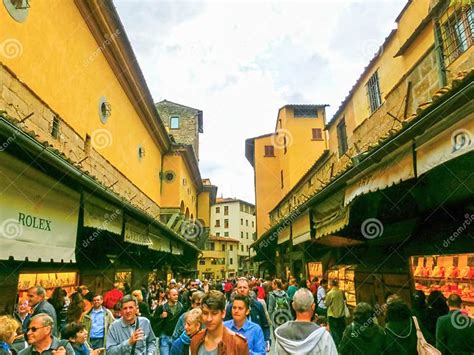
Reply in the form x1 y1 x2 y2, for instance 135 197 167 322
224 320 265 355
170 332 191 355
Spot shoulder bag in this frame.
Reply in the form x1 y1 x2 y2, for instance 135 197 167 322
412 316 441 355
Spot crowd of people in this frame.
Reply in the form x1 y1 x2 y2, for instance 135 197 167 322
0 275 473 354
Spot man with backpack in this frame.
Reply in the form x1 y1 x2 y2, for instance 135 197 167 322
152 288 184 355
268 279 293 330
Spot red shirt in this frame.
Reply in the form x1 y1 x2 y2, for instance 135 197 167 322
103 288 123 309
310 282 319 295
224 282 234 293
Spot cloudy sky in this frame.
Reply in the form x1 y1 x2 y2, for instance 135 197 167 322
114 0 407 203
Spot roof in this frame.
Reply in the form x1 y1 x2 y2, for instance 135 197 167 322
214 197 255 207
156 99 204 133
208 235 240 243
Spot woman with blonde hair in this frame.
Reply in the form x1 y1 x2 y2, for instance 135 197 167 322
171 308 202 355
0 316 20 355
132 290 151 318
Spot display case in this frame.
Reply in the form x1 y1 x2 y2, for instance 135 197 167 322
328 265 356 307
18 272 78 300
307 262 323 282
411 253 474 316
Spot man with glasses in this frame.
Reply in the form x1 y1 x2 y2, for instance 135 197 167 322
25 286 59 337
83 294 116 349
172 291 205 340
19 313 74 355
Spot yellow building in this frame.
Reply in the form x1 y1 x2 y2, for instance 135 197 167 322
245 105 328 238
0 0 215 311
248 0 474 311
198 236 240 280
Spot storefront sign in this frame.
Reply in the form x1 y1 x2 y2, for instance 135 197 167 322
0 153 79 262
124 219 152 246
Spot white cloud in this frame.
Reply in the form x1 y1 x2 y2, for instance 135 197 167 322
115 0 407 203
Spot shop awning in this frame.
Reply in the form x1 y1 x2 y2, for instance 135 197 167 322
148 226 172 252
124 218 152 246
292 211 311 246
0 153 79 263
171 241 184 255
83 194 123 235
312 189 350 239
345 142 414 206
416 112 474 176
277 225 291 244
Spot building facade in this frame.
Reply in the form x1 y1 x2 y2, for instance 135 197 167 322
247 0 474 315
210 198 257 276
0 0 215 313
197 236 239 280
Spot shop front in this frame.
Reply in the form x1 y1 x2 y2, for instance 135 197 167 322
0 153 80 313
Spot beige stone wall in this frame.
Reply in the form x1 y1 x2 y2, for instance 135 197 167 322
156 102 200 159
0 64 160 218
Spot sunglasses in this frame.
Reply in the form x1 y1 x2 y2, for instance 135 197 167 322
27 326 48 332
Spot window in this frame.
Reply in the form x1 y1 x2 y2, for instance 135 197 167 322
224 206 229 215
51 117 60 139
337 119 348 156
230 245 233 251
215 219 220 227
367 71 382 113
170 116 180 129
241 231 244 238
224 219 229 228
280 170 284 189
252 221 254 228
264 145 275 157
246 245 250 251
246 220 248 226
284 136 287 154
294 107 317 117
246 232 249 239
216 232 220 237
312 128 323 140
206 242 215 251
224 232 229 236
241 245 244 252
253 233 257 241
230 258 233 265
222 244 226 251
199 259 206 265
216 207 220 213
439 4 474 65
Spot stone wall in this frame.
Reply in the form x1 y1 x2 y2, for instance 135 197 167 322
156 101 200 159
0 64 160 219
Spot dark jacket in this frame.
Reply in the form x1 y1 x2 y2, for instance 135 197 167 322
28 301 59 337
384 317 418 355
339 321 386 355
190 328 249 355
436 310 474 355
152 302 184 336
225 297 270 342
19 337 74 355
